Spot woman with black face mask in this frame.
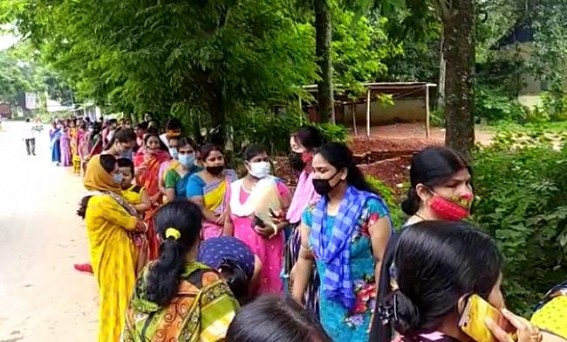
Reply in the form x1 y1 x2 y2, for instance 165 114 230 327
186 143 238 239
292 142 393 341
281 126 324 316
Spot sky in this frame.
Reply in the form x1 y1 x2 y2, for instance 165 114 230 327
0 24 19 51
0 34 18 51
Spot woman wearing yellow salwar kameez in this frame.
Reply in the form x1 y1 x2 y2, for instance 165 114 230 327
79 154 147 342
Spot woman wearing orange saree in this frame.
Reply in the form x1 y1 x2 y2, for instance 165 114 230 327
134 132 170 260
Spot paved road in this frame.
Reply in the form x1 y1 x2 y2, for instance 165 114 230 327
0 121 97 341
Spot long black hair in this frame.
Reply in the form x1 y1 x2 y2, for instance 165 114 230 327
385 221 502 337
316 142 377 194
401 147 470 216
294 126 324 150
77 155 117 219
225 295 331 342
218 260 250 305
106 127 136 148
145 201 203 306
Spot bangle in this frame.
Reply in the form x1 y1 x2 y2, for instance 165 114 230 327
269 224 279 239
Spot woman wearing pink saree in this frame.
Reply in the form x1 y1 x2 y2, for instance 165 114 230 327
226 144 291 295
60 124 72 167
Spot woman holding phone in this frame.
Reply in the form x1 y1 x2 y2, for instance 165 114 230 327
225 144 291 295
379 220 542 342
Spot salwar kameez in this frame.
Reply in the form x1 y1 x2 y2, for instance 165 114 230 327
227 177 290 295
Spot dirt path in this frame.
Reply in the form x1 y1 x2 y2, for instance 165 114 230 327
350 123 494 145
0 121 97 341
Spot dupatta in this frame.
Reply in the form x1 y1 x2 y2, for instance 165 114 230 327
229 176 282 226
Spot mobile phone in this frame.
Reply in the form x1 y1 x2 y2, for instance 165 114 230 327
268 208 276 218
458 294 516 342
252 215 266 228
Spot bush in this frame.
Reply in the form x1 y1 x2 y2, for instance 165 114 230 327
229 107 348 156
474 85 528 124
472 129 567 315
366 176 405 228
540 91 567 121
316 122 348 144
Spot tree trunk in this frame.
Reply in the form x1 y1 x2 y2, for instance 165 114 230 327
438 32 446 110
314 0 334 123
442 0 475 161
208 89 226 147
203 79 226 147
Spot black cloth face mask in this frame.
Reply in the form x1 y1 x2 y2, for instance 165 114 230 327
312 171 341 195
206 166 224 175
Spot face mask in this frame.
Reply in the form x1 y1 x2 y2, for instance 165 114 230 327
168 148 179 160
312 172 341 196
429 192 473 221
206 166 224 175
113 173 124 184
289 152 306 171
179 154 195 168
120 148 132 158
301 152 314 164
248 161 271 179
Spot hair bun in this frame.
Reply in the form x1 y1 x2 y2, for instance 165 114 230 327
401 188 419 216
392 290 421 335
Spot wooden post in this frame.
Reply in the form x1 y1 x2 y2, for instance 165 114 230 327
366 88 371 137
351 103 358 136
425 84 431 139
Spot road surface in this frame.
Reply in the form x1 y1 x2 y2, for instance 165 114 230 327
0 121 97 341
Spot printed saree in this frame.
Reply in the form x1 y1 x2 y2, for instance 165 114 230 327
123 262 239 342
134 149 171 260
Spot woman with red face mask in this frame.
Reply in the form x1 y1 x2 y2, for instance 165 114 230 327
283 126 324 318
369 146 473 341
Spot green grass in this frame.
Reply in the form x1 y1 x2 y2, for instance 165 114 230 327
491 120 567 133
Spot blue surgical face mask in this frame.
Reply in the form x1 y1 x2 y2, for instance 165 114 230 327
168 147 179 160
113 173 124 184
179 154 195 168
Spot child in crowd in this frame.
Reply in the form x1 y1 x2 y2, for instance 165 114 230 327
117 158 151 216
73 157 151 275
117 157 150 274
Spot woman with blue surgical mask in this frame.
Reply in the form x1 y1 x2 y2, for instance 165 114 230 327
226 144 291 295
164 138 202 201
157 136 180 199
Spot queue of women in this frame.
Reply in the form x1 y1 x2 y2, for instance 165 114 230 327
68 116 566 342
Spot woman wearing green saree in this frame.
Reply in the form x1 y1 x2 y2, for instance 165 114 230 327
123 201 239 341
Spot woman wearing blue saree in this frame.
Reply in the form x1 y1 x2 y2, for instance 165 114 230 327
186 144 237 239
164 138 201 201
50 121 62 165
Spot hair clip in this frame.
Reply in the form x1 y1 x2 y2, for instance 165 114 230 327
378 293 399 324
165 227 181 240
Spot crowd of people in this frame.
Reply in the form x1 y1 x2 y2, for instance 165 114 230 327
59 115 566 342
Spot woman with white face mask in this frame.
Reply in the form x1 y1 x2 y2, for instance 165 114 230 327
226 144 291 295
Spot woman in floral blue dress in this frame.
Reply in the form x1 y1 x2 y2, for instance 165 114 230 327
292 142 392 340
